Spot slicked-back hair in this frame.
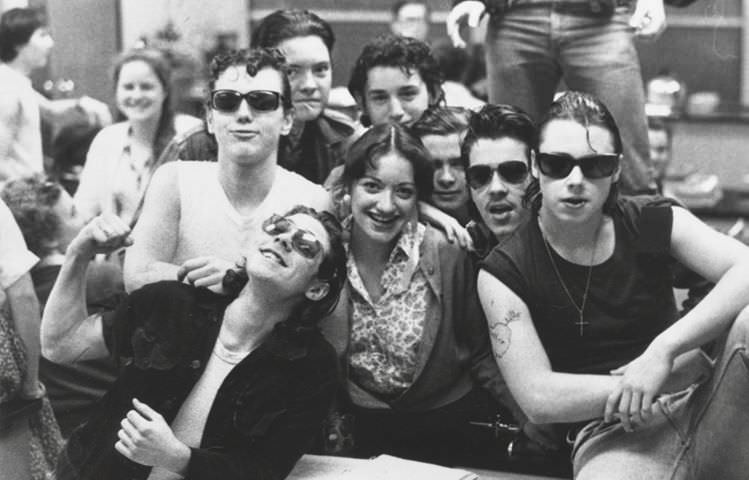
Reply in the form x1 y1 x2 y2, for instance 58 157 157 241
113 48 176 161
343 122 434 200
460 104 537 170
525 91 622 213
347 34 443 115
222 205 347 332
251 9 335 52
207 48 293 113
0 8 45 62
409 106 470 139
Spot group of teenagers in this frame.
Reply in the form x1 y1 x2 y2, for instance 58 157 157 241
2 5 749 480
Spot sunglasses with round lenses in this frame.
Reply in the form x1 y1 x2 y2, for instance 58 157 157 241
261 214 322 259
466 161 529 189
537 152 619 179
210 89 283 113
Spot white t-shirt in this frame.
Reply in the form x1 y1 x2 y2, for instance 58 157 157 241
172 161 330 266
0 199 38 290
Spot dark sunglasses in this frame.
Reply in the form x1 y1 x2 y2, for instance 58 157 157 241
261 214 322 260
210 89 283 113
466 161 529 189
537 152 619 179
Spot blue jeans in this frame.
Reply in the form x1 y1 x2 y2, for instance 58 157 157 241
484 4 655 194
571 310 749 479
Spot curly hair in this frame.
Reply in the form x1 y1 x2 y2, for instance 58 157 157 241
207 47 293 112
222 205 347 333
347 34 443 119
1 175 63 256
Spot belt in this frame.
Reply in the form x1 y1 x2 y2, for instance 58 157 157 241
493 0 631 16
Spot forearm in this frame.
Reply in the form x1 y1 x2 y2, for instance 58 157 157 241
652 261 749 360
7 275 42 387
41 252 103 362
38 95 78 122
124 260 180 293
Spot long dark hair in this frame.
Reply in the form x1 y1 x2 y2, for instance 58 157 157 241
112 48 176 162
524 91 621 214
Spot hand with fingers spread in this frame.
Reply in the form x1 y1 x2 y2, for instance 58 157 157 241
441 215 475 251
604 346 673 431
446 1 486 48
67 214 133 259
115 398 190 473
630 0 666 41
176 256 235 294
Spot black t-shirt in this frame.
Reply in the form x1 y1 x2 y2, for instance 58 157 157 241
480 196 678 375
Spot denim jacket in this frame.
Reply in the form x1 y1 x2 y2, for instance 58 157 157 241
57 281 338 480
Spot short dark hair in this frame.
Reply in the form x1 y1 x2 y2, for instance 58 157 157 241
342 122 434 200
222 205 347 332
1 175 63 256
431 38 470 83
347 34 443 116
526 91 621 213
410 106 470 140
208 48 293 112
0 8 45 62
391 0 430 19
461 104 537 170
251 9 335 53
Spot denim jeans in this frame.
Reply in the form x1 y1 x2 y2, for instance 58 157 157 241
571 310 749 479
484 4 655 194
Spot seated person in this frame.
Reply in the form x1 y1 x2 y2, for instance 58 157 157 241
410 106 472 225
49 115 102 195
123 48 330 294
347 34 443 128
44 206 346 480
2 175 120 436
479 91 749 478
159 10 357 185
321 123 516 465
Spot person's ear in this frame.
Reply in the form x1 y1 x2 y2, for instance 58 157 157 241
612 154 622 183
530 150 539 179
280 107 295 136
305 280 330 302
205 108 215 135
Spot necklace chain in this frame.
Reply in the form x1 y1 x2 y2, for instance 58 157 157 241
539 219 603 336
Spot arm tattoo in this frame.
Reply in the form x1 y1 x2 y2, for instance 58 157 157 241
489 309 521 360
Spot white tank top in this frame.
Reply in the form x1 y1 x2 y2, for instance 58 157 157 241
172 162 330 266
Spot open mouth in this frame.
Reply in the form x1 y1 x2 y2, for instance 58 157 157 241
367 211 399 229
561 198 587 208
259 248 286 266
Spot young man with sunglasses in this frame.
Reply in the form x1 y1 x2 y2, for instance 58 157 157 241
410 106 472 224
44 206 347 480
158 10 357 186
460 104 535 259
123 49 330 294
478 91 749 478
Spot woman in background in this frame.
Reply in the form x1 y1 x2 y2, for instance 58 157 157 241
74 48 200 226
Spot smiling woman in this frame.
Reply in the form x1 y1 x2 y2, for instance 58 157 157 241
73 48 201 227
320 123 516 465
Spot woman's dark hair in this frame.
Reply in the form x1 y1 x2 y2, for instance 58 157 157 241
342 122 434 200
1 175 63 256
222 205 347 332
524 91 621 213
347 34 443 125
113 48 176 161
207 48 293 113
251 9 335 52
0 8 45 62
